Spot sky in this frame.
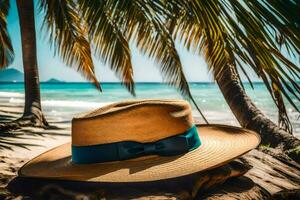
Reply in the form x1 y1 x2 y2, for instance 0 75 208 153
6 0 259 83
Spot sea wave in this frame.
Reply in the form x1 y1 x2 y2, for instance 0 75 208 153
42 100 111 108
3 95 300 137
0 91 24 98
9 98 111 108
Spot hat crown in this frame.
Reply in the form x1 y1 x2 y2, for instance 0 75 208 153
72 99 194 146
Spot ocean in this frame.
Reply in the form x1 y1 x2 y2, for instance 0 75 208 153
0 82 299 137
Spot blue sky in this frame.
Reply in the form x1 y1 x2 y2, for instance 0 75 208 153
6 0 259 82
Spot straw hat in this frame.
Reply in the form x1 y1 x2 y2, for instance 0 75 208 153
19 99 260 182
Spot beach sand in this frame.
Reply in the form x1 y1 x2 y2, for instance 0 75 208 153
0 103 299 199
0 104 70 191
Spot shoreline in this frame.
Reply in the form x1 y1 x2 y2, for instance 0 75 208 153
0 85 299 139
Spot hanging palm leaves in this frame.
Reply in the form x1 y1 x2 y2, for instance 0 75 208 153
0 0 14 68
78 0 135 95
78 0 196 100
167 0 300 133
77 0 208 120
40 0 101 90
1 0 299 131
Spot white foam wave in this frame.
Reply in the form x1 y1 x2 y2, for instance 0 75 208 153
8 98 23 104
0 91 24 98
42 100 111 108
8 98 112 109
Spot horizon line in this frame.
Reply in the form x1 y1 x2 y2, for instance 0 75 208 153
0 81 269 84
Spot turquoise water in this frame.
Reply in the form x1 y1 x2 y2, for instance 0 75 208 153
0 82 299 135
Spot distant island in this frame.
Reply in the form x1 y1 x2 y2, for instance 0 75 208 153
0 68 23 82
0 68 65 83
45 78 64 83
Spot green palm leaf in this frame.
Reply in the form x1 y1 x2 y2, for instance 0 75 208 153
78 0 135 95
0 0 14 68
40 0 101 90
107 0 193 97
78 0 207 121
168 0 300 133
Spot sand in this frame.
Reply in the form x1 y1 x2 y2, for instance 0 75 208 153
0 104 70 190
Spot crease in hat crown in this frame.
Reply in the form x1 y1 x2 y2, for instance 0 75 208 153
72 99 195 147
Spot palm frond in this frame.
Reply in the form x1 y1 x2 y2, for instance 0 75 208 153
0 0 14 69
78 0 135 95
76 1 209 120
169 0 300 133
107 0 194 98
40 0 100 90
223 0 300 132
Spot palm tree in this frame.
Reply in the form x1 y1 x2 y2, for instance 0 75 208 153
16 0 47 127
166 0 300 159
0 0 203 129
0 0 100 128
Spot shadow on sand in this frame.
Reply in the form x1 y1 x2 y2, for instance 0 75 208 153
7 176 193 199
0 126 69 152
0 112 70 152
6 175 268 199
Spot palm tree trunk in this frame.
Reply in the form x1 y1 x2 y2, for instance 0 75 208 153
16 0 47 127
216 66 300 162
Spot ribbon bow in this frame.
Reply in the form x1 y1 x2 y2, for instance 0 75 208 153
117 134 190 160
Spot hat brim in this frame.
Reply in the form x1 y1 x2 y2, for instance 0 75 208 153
19 124 260 183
